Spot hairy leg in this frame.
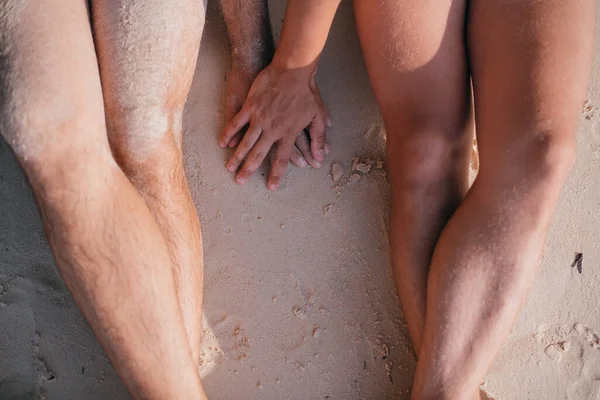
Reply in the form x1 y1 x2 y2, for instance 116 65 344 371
91 0 206 362
354 0 472 352
0 1 206 398
412 0 596 398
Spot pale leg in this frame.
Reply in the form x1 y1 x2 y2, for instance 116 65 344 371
0 1 206 398
91 0 206 362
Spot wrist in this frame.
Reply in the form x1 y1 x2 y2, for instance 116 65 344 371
271 50 319 73
271 52 319 77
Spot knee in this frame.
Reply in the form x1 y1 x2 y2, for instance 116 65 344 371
480 128 575 190
379 92 472 184
106 106 184 182
385 118 471 190
529 131 575 180
107 105 181 159
1 102 111 187
106 105 175 152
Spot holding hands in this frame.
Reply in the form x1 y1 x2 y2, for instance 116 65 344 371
220 62 330 191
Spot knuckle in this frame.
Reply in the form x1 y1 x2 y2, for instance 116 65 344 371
263 130 277 141
233 113 246 127
249 150 265 163
222 130 233 141
270 118 282 131
238 141 251 153
239 165 254 175
225 122 237 134
274 157 289 167
230 155 242 166
232 118 243 129
313 134 326 143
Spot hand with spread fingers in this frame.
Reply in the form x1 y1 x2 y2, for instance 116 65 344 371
224 61 328 173
220 62 331 191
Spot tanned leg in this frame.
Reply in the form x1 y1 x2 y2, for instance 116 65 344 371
353 0 472 352
0 1 206 398
91 0 206 362
411 1 596 398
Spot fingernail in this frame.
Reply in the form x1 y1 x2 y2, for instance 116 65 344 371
326 118 332 127
226 162 236 172
219 141 226 148
299 158 308 167
268 183 277 191
316 150 324 161
236 176 247 185
313 160 322 168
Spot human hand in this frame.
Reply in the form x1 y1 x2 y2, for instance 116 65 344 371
225 61 326 171
219 63 331 191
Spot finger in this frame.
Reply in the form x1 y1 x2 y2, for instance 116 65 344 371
290 146 308 168
313 83 332 127
267 139 295 191
295 131 321 168
219 106 251 148
309 112 327 162
320 98 332 154
267 145 276 166
325 106 332 128
225 107 242 148
236 137 273 185
228 132 243 148
226 124 262 172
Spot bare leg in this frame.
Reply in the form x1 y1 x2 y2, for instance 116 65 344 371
91 0 206 362
0 1 206 398
412 0 596 398
354 0 472 352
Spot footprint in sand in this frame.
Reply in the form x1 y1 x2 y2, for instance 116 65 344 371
574 322 600 349
545 340 570 360
533 322 600 398
533 323 585 378
200 311 251 367
198 314 224 378
241 212 251 223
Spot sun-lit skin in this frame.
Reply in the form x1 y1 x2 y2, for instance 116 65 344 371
0 0 209 398
221 0 597 398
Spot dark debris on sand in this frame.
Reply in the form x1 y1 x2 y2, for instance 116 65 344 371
572 252 583 274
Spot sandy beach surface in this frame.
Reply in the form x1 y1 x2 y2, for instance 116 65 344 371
1 1 600 399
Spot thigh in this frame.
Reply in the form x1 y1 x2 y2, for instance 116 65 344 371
0 0 110 167
91 0 206 159
353 0 471 142
467 0 596 176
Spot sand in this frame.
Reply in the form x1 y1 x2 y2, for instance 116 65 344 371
1 1 599 399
